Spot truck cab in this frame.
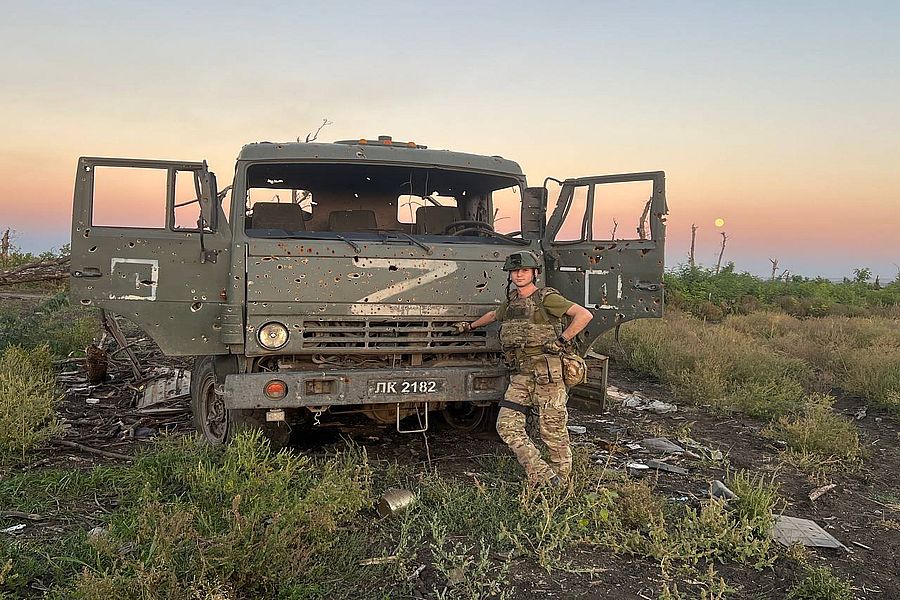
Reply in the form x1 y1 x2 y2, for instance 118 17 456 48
70 136 667 444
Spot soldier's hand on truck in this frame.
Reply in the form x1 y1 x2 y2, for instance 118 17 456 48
542 335 568 354
450 321 473 335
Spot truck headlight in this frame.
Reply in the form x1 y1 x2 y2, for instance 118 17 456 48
258 322 289 350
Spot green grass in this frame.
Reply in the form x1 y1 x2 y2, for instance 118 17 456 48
787 565 853 600
765 396 861 462
0 293 98 358
0 435 786 599
0 345 61 462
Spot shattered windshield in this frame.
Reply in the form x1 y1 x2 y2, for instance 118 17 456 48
241 162 523 243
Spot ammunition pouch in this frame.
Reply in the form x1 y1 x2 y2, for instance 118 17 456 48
560 352 588 387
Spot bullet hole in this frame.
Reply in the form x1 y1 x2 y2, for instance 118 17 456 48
139 279 153 286
475 283 487 290
348 273 361 279
190 302 202 312
88 246 97 253
128 242 135 248
83 229 90 238
353 256 360 263
170 316 175 319
388 265 398 271
84 165 91 172
80 299 92 305
295 278 302 283
277 265 283 270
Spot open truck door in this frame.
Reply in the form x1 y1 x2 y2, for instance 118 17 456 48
541 171 667 355
69 157 232 355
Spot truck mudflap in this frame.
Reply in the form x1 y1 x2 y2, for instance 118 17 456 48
223 366 509 410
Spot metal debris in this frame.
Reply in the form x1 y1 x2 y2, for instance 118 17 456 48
138 368 191 409
1 524 26 534
640 437 684 454
623 394 677 414
567 425 587 434
377 488 416 517
645 460 688 475
770 515 846 549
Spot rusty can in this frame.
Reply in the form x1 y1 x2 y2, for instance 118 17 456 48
377 488 416 517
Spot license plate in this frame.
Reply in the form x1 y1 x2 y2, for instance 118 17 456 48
370 379 445 395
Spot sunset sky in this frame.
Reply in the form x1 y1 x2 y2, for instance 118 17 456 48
2 1 898 279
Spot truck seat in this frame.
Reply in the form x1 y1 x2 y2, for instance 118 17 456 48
415 206 461 234
328 210 377 231
251 202 306 231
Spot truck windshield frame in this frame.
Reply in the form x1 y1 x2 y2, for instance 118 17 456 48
236 161 525 244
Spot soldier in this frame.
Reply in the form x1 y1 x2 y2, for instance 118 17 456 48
452 251 593 485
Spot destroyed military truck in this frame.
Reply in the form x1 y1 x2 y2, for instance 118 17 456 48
69 136 667 444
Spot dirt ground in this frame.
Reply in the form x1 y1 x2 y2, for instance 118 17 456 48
13 341 900 599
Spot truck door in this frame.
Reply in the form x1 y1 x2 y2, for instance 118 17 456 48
70 157 232 355
541 172 667 354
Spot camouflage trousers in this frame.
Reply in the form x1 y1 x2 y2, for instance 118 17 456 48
496 355 571 484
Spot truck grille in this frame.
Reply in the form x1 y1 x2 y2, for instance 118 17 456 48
295 318 496 353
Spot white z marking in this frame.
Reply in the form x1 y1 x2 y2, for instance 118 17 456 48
353 258 458 304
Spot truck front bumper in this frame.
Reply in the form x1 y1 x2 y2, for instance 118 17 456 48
224 366 509 410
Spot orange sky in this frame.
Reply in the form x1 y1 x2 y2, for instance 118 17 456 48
1 2 898 279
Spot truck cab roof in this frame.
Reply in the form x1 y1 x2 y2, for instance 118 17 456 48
237 137 524 177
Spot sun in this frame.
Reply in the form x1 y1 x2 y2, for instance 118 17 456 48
714 218 725 228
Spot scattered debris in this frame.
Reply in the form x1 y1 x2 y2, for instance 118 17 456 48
809 483 837 502
87 526 108 540
710 480 737 500
645 459 688 475
138 368 191 409
606 385 629 401
377 488 416 517
770 515 846 549
640 437 685 454
623 394 677 414
851 541 873 551
85 398 100 405
679 438 724 461
567 425 587 434
626 461 650 475
0 524 26 534
854 407 867 420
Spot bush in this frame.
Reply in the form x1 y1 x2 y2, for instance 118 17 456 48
787 565 853 600
0 345 60 462
765 396 861 461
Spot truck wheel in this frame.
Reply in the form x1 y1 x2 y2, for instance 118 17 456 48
191 355 229 445
442 403 487 432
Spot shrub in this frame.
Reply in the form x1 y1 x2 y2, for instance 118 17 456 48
787 565 853 600
0 345 60 461
0 293 98 357
765 396 861 461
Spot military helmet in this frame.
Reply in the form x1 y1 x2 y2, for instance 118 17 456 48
502 251 542 272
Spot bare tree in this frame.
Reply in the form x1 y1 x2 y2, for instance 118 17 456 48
714 232 728 274
689 224 697 268
0 229 9 266
300 118 333 143
769 258 779 280
610 218 618 240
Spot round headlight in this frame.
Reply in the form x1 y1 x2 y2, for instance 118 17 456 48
258 322 289 350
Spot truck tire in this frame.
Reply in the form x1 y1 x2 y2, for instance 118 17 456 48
191 355 230 445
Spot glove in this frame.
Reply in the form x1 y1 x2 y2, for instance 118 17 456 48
451 321 473 335
542 335 568 354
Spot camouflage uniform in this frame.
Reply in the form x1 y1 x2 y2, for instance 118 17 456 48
495 288 574 484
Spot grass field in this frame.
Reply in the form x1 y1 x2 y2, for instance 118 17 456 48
0 262 894 598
